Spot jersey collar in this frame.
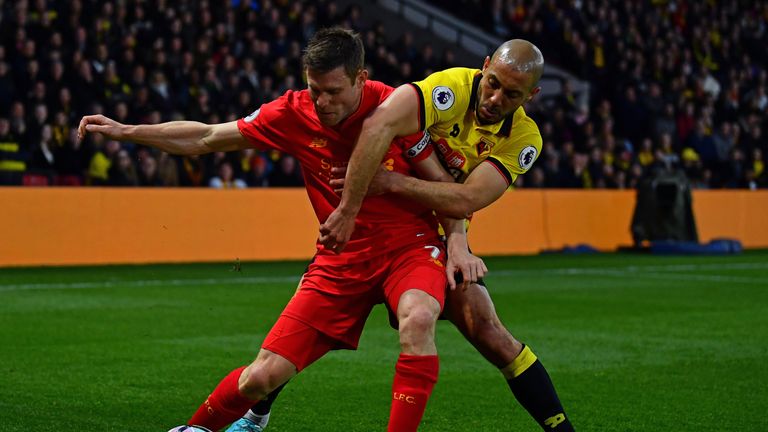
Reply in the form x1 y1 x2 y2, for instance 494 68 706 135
470 72 515 138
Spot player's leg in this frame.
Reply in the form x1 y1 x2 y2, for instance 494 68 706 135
188 348 296 431
230 384 285 431
226 262 378 431
384 246 447 432
233 274 307 430
444 282 574 431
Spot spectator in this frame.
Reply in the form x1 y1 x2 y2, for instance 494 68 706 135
1 0 764 189
108 149 139 186
209 161 247 189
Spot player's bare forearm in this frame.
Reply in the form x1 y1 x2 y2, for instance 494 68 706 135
337 124 394 213
79 115 247 155
125 121 247 155
395 160 509 218
337 85 421 214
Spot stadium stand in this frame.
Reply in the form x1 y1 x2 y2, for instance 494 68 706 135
0 0 765 189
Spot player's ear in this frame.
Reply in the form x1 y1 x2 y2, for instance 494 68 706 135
356 69 368 87
527 85 541 102
482 56 491 71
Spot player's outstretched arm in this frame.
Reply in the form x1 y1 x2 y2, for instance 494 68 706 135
319 85 420 252
77 115 249 155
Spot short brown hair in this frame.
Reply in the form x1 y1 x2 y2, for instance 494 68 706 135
302 27 364 82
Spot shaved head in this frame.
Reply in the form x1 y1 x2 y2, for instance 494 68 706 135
490 39 544 88
475 39 544 124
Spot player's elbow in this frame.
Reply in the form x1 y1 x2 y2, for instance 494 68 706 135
442 193 476 219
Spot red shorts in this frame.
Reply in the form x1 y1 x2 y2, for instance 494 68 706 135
262 242 446 371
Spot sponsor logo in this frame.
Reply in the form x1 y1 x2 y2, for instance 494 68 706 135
434 138 466 169
431 86 455 111
405 132 431 158
518 145 538 171
244 109 260 122
544 413 566 428
310 137 328 148
383 158 395 171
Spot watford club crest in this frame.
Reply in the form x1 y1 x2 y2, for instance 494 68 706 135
476 138 493 157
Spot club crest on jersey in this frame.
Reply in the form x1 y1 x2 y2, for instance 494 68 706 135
519 146 538 171
432 86 455 111
310 138 328 148
475 137 493 157
244 108 260 122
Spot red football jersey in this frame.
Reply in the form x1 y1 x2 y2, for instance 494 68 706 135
237 80 440 261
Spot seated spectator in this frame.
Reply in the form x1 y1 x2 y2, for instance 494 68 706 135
209 161 247 189
268 154 303 187
138 154 163 187
108 149 139 186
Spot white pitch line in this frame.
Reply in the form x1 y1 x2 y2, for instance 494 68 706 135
0 276 300 292
1 261 765 292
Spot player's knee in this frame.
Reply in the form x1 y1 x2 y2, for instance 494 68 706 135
238 365 277 400
400 304 438 335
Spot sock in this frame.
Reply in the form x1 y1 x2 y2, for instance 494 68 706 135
243 382 286 427
188 366 258 431
250 381 286 415
503 345 574 431
387 354 439 432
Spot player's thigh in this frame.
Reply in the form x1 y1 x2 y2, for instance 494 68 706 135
383 243 447 315
275 269 379 355
262 314 342 372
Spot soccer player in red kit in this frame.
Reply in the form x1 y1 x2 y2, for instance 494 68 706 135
78 28 485 432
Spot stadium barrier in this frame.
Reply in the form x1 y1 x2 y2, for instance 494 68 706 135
1 188 767 267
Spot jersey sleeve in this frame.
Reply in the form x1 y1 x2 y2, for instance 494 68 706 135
409 68 473 132
485 129 543 186
397 131 433 163
236 97 289 153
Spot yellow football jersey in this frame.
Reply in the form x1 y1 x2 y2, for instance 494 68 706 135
409 67 542 185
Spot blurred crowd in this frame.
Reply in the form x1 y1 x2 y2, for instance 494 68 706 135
0 0 452 188
0 0 765 189
430 0 768 189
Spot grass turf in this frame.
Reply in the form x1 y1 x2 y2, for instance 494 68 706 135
1 251 766 431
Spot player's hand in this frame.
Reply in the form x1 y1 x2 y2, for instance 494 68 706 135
445 246 488 291
318 205 357 254
77 114 126 141
329 165 398 196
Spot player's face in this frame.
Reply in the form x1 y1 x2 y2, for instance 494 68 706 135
476 56 540 125
306 66 368 126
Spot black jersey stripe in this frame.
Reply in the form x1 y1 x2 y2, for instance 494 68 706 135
407 83 426 131
486 156 513 185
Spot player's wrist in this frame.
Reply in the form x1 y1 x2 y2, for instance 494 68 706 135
388 172 408 194
121 124 137 141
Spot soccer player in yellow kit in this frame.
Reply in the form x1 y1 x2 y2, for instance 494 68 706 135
321 39 575 431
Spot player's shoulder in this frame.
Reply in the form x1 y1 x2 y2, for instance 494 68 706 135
418 67 478 86
240 89 305 128
411 68 479 126
490 107 542 174
511 107 542 146
363 79 396 104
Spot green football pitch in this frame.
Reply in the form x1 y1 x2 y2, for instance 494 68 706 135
1 251 767 431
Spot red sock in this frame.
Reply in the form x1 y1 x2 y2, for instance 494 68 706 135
388 354 439 432
188 366 257 431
